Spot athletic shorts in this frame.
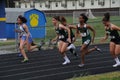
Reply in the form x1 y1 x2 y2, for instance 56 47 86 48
21 36 33 44
59 38 70 43
59 35 69 43
82 36 91 47
111 38 120 44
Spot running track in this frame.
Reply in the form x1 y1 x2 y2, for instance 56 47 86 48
0 44 120 80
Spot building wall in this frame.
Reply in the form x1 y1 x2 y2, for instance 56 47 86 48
14 0 120 11
0 0 6 40
111 0 120 8
6 23 15 38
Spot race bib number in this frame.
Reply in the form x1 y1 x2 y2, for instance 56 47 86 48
59 35 64 39
84 39 90 45
109 36 115 39
81 33 87 37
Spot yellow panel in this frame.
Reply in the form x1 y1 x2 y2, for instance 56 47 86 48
0 18 6 21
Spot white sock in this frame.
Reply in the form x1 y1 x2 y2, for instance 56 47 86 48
67 44 72 50
63 55 70 62
71 44 76 49
67 44 76 50
114 57 120 63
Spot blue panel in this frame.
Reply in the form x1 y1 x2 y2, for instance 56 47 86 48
29 27 46 38
0 0 5 17
6 23 15 38
0 22 6 38
24 9 46 38
24 9 46 27
0 0 6 39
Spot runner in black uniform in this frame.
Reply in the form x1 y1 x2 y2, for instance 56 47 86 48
69 13 101 67
101 13 120 67
60 17 77 57
52 16 71 65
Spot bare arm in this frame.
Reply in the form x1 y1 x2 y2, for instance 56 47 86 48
112 24 120 31
101 27 108 42
101 33 108 43
68 24 77 29
67 24 79 38
15 29 22 33
75 27 81 37
67 24 80 41
87 25 95 43
23 24 30 37
52 34 59 42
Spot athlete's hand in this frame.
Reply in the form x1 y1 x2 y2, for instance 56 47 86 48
51 39 56 42
15 29 22 33
100 38 106 43
67 38 71 43
51 39 56 45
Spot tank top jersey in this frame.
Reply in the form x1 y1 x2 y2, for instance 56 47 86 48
77 24 90 38
55 24 68 40
106 25 120 40
18 24 32 37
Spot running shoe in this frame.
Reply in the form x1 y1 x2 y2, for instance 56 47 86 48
18 53 22 57
113 62 120 67
95 46 102 53
69 49 78 57
62 60 70 65
78 64 85 67
21 58 29 63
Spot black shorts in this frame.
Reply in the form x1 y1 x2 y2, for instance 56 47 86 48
59 38 70 43
111 38 120 44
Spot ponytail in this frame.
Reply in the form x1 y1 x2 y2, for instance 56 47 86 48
53 16 66 23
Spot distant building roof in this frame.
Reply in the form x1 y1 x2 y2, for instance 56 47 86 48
5 8 32 23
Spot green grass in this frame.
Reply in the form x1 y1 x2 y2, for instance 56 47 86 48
69 71 120 80
0 40 15 46
100 77 120 80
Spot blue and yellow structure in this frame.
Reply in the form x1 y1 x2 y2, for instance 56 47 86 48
0 0 46 39
24 9 46 38
6 8 46 39
0 0 6 40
